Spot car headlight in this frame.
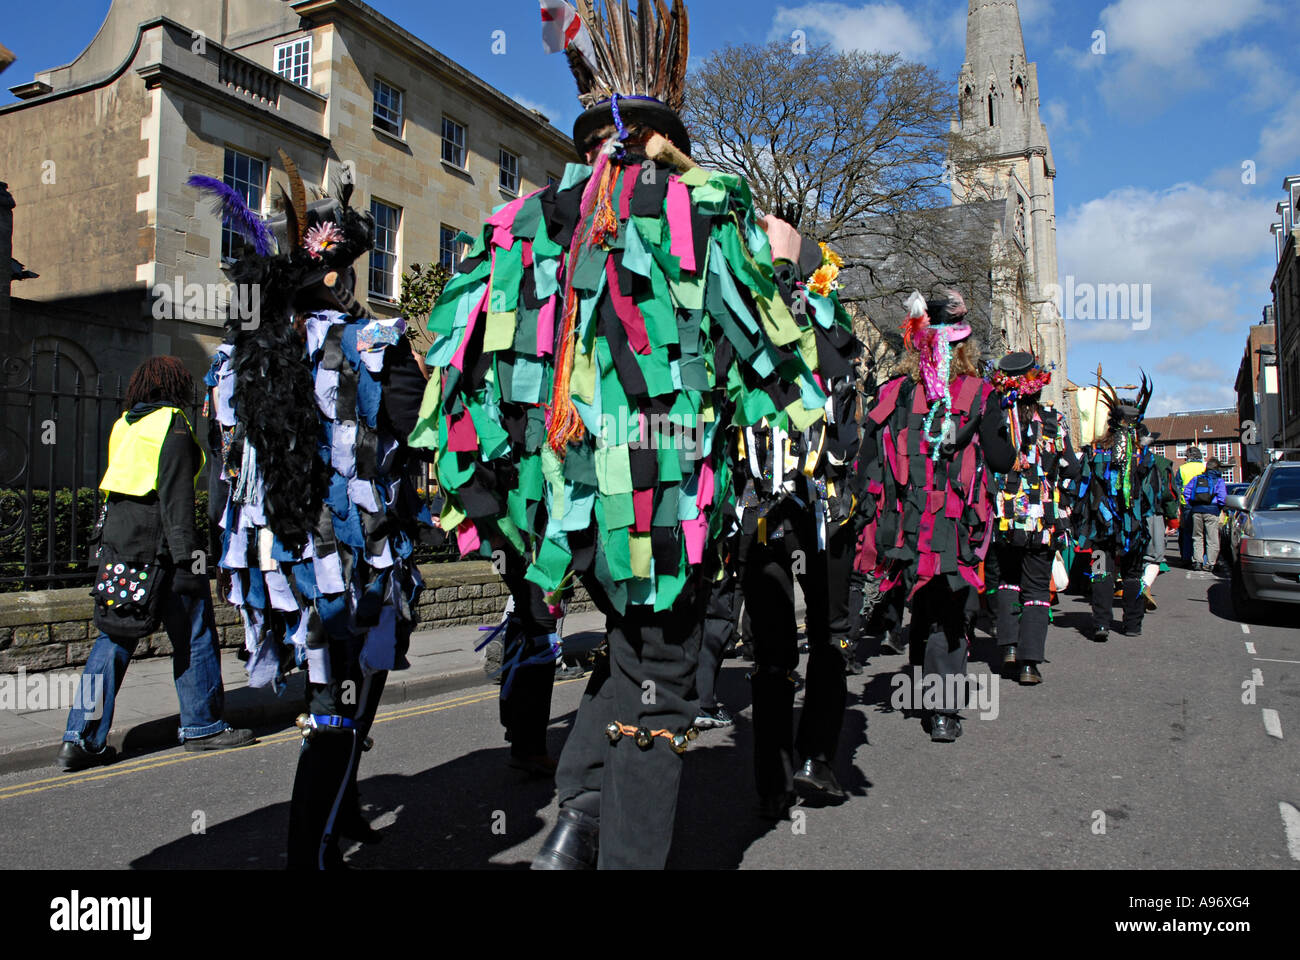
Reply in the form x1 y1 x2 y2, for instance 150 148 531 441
1240 539 1300 558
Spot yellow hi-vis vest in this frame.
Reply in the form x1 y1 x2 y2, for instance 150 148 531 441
1177 461 1206 505
99 407 205 496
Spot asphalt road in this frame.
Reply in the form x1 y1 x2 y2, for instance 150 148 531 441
2 559 1296 870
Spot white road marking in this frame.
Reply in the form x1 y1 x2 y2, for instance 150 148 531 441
1255 658 1300 665
1281 803 1300 862
1252 669 1264 686
1242 624 1251 635
1263 709 1284 739
1245 642 1257 654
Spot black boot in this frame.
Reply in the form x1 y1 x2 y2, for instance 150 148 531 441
793 758 847 804
930 714 963 743
287 733 356 870
531 807 599 870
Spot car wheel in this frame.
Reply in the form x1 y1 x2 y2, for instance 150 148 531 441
1230 565 1255 623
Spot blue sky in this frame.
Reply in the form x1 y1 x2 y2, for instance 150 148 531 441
4 0 1295 415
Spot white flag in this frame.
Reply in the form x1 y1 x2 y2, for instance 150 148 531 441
540 0 597 71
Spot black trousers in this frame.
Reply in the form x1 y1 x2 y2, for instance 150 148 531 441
993 544 1053 663
499 556 559 759
287 665 387 870
1091 545 1145 634
552 578 706 869
826 522 857 665
697 567 739 712
907 576 975 716
742 518 846 798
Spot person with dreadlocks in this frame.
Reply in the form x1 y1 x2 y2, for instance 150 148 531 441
409 0 857 867
59 357 255 772
192 154 431 869
854 291 1015 743
1074 374 1159 641
987 352 1080 685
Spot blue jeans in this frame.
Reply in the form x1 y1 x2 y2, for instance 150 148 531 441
62 587 228 753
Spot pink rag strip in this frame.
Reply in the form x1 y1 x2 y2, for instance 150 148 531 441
683 515 707 564
618 166 636 220
667 177 696 271
606 257 651 354
633 488 653 533
537 299 557 357
446 410 479 452
456 520 481 556
696 459 716 509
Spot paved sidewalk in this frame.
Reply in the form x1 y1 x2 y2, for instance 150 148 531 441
0 608 610 776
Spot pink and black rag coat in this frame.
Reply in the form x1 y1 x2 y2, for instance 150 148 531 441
855 373 1013 599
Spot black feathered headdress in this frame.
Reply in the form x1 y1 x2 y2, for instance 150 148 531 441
188 153 374 552
1097 371 1153 432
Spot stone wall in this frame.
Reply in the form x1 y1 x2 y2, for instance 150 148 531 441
0 561 594 673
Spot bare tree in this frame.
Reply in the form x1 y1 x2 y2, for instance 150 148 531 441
683 41 1017 359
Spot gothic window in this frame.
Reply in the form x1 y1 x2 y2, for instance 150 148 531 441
988 89 996 127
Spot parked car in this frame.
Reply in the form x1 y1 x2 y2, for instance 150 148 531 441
1226 463 1300 618
1220 482 1254 562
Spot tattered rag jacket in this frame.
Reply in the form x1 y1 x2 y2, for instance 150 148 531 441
409 157 855 614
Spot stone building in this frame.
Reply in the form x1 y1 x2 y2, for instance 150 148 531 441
0 0 575 416
952 0 1066 408
1235 315 1280 479
1269 176 1300 454
840 0 1070 416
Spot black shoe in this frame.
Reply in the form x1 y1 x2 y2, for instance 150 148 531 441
56 741 116 772
694 704 734 729
336 810 384 845
879 631 906 655
793 759 847 804
930 715 963 743
1093 628 1110 643
507 753 558 778
555 662 586 681
531 807 599 870
1122 627 1142 638
1003 644 1018 666
844 657 864 676
758 790 798 821
1018 663 1043 686
183 727 256 752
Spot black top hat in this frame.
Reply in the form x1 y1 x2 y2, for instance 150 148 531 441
573 97 692 159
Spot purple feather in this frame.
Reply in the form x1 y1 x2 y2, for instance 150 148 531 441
187 175 274 256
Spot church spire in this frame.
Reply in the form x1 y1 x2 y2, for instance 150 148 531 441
966 0 1028 68
958 0 1048 159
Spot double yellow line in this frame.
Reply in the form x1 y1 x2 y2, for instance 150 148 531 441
0 688 500 802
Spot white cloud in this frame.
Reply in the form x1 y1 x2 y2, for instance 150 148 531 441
769 2 935 59
1147 384 1239 418
1063 0 1282 112
1097 0 1268 68
1059 182 1276 348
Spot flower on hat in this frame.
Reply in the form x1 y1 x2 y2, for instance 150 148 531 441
819 242 844 270
809 264 840 298
304 222 345 260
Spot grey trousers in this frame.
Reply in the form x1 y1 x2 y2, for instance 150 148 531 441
1192 512 1221 567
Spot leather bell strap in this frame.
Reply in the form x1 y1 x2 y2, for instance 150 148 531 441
605 721 700 755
